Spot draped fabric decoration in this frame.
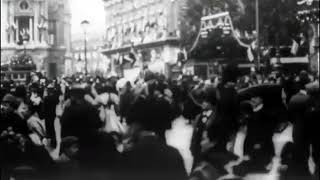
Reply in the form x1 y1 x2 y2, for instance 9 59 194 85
10 54 33 66
296 8 320 23
188 11 251 54
124 51 137 66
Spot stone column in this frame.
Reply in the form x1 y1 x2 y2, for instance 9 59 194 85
15 18 19 43
29 18 33 42
41 29 46 44
39 1 42 43
9 0 15 44
35 58 43 72
34 2 39 44
1 0 8 45
39 1 48 45
39 1 43 16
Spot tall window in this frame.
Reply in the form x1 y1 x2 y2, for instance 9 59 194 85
48 20 57 45
16 16 32 45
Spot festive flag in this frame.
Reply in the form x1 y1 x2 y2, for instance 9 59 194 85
234 29 241 38
247 47 254 62
290 39 299 55
251 40 257 50
123 50 137 67
183 48 188 61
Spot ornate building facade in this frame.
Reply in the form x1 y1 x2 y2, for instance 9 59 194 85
1 0 71 79
101 0 186 78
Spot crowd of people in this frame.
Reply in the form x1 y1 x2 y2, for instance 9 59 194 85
0 65 319 180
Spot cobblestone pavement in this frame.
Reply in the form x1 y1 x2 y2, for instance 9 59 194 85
166 117 316 180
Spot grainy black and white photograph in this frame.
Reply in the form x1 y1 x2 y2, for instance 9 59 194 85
0 0 319 180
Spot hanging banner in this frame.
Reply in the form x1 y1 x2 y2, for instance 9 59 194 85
148 60 165 74
123 67 140 82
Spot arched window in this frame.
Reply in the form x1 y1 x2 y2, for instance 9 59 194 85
20 0 29 10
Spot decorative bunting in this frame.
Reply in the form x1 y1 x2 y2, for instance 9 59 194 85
189 11 251 53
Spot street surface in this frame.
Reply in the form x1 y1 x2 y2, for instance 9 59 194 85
166 116 315 180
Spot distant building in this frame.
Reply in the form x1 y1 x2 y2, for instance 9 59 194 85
70 37 110 75
1 0 72 80
101 0 186 78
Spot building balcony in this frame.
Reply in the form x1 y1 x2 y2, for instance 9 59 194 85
100 36 180 55
0 41 67 50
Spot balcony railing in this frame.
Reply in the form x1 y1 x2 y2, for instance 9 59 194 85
100 36 180 55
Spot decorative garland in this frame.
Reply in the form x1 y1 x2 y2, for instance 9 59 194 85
9 54 35 71
188 27 202 53
297 0 320 23
226 15 251 48
296 8 320 23
188 12 251 53
297 0 319 6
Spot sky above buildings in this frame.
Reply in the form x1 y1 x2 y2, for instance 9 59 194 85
70 0 105 39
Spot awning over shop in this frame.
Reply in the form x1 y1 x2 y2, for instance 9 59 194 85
270 57 309 64
184 58 249 67
237 63 256 68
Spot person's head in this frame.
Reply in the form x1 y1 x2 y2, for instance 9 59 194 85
239 101 253 125
69 85 86 105
1 94 19 114
201 100 212 111
126 97 174 138
16 99 30 119
201 94 215 112
125 81 132 90
163 88 173 104
250 96 263 111
202 87 217 110
298 70 310 90
31 73 39 83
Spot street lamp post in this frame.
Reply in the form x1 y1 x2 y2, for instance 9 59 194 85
81 20 90 75
256 0 261 71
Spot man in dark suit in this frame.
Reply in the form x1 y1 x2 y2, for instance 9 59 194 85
190 90 217 167
43 86 60 147
215 64 240 152
121 97 187 180
57 86 120 180
286 72 313 179
119 81 135 122
308 92 320 180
